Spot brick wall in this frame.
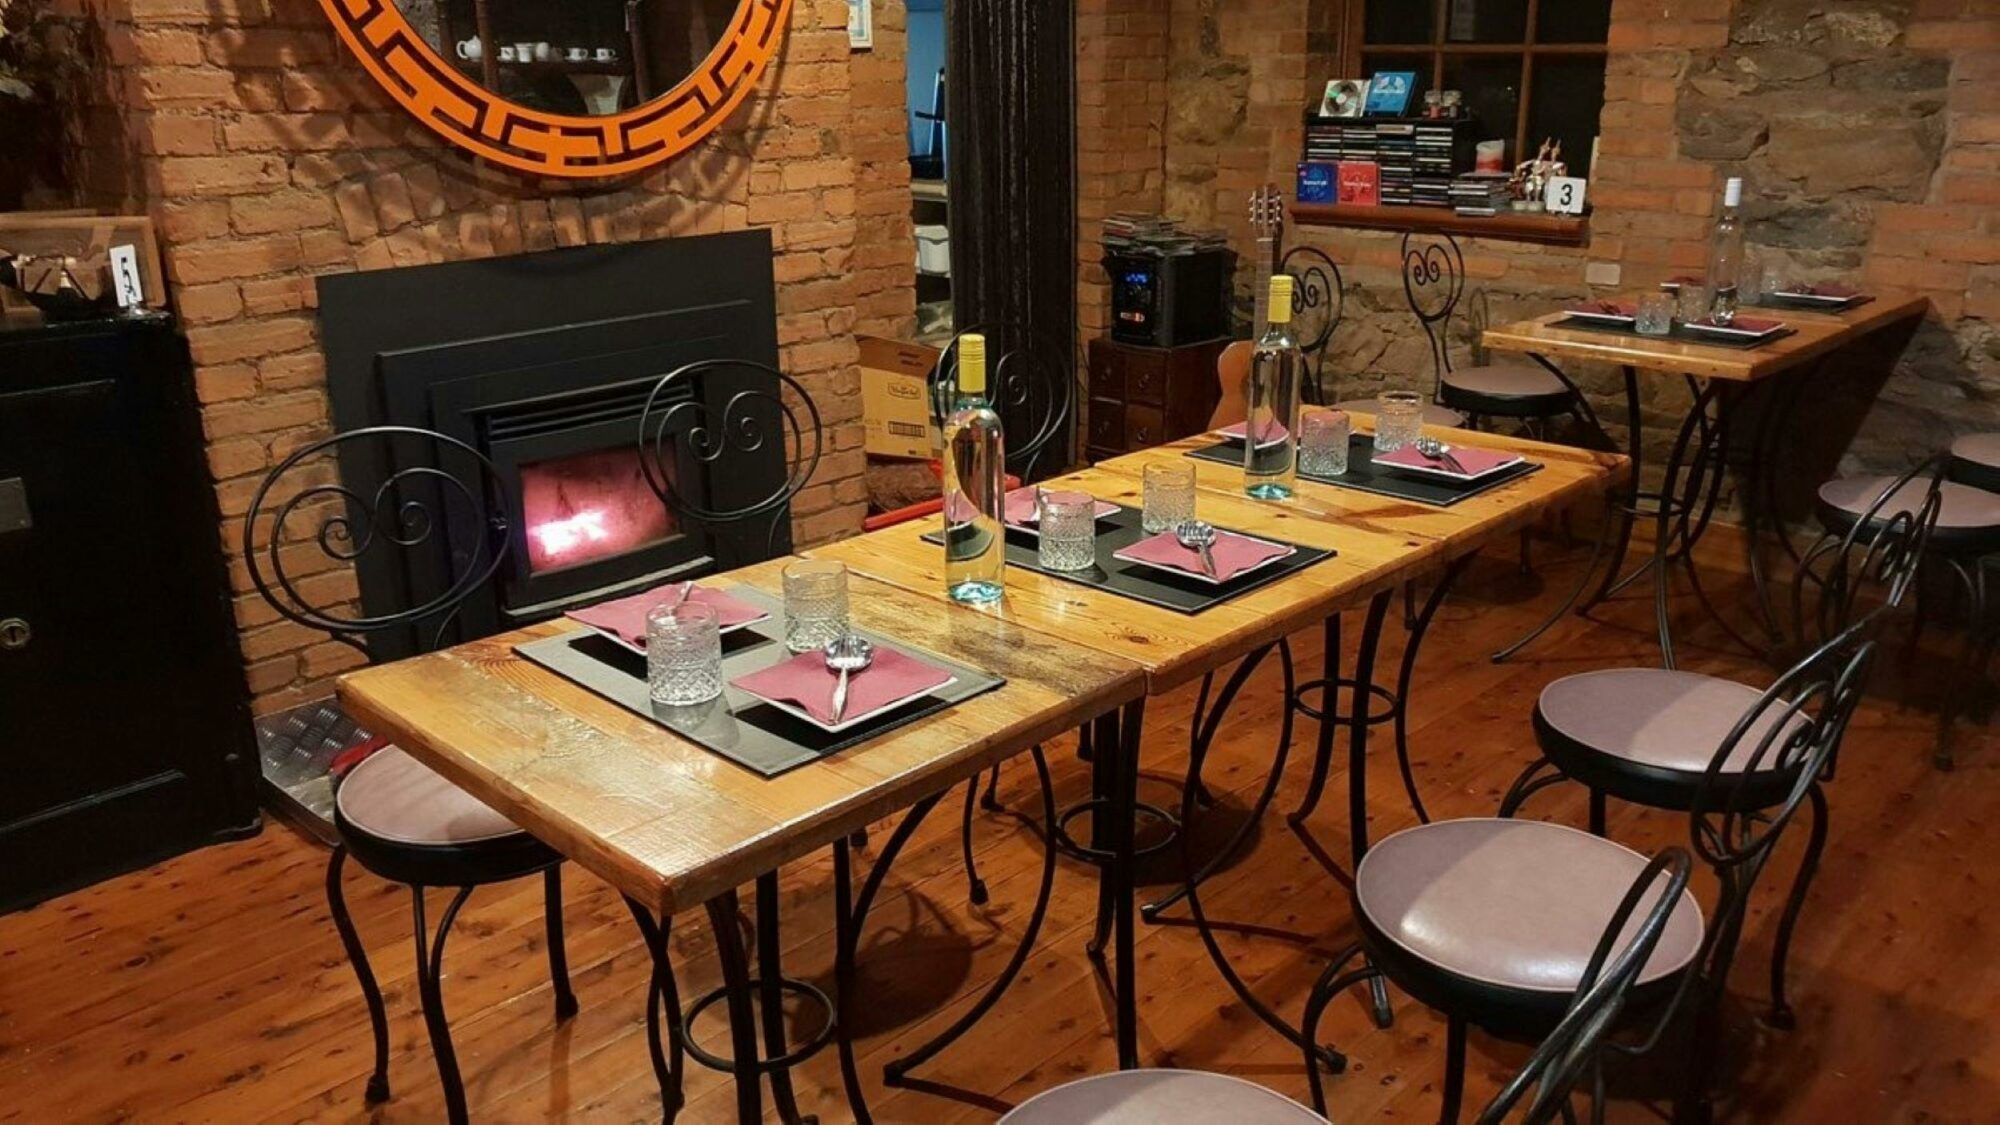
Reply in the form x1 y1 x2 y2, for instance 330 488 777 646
1076 0 1169 344
73 0 913 713
1079 0 2000 474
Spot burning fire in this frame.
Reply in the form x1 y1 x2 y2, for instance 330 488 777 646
531 509 612 560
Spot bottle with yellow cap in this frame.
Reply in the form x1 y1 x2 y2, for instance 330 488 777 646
1244 275 1303 499
941 332 1007 603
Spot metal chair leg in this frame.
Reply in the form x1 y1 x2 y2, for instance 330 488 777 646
411 885 476 1125
325 847 391 1106
1588 789 1608 837
1442 1015 1468 1125
959 777 989 905
1766 783 1827 1031
543 866 579 1021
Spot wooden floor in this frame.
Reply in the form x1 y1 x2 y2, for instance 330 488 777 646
4 543 1997 1123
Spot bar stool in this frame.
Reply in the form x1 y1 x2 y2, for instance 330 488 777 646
243 426 577 1125
1000 1070 1329 1123
1947 431 2000 493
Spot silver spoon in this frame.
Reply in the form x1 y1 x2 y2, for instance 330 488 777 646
1415 435 1468 475
1174 519 1219 579
822 635 875 723
669 580 694 609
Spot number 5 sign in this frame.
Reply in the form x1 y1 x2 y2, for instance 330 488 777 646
1545 176 1588 216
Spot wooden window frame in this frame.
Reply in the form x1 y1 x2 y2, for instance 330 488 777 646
1340 0 1609 170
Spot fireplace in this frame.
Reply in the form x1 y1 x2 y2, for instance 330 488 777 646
317 230 785 659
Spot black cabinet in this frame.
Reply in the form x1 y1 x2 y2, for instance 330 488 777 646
0 313 260 912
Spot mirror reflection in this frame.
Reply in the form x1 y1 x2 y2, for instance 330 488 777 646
400 0 746 116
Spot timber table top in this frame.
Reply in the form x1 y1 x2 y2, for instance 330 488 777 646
336 558 1145 916
1481 290 1929 382
806 425 1624 693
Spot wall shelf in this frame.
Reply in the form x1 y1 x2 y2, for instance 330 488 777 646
1290 202 1590 247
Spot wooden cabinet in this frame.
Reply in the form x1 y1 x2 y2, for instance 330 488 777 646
0 313 260 912
1085 336 1228 462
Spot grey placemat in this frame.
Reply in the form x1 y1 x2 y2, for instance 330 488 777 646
514 587 1004 778
921 505 1335 614
1188 435 1543 508
1553 315 1798 350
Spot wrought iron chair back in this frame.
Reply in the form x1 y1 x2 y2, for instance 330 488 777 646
1281 245 1345 406
1401 230 1467 400
929 322 1076 481
637 358 824 560
1793 455 1944 648
1476 847 1696 1125
242 425 511 659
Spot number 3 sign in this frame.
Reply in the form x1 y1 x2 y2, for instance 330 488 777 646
1545 176 1588 216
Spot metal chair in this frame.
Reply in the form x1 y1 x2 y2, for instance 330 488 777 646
1283 245 1346 407
928 321 1077 482
243 426 576 1125
999 1069 1330 1123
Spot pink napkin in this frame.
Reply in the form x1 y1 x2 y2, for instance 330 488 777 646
1689 315 1784 334
1003 487 1117 526
1217 420 1292 446
1375 443 1523 478
1569 299 1636 317
567 584 766 646
733 646 953 725
1115 529 1293 582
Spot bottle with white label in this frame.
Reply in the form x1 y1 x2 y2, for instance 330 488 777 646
941 334 1006 604
1706 177 1745 325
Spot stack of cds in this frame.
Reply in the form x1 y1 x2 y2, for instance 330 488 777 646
1449 172 1513 216
1374 122 1417 205
1101 213 1227 257
1300 112 1485 209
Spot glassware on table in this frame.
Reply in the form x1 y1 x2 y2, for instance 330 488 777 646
1677 282 1714 325
1142 462 1197 534
941 333 1006 604
1244 274 1304 500
646 601 722 706
1705 176 1745 324
1373 390 1425 454
1299 409 1351 477
1036 491 1100 572
1759 260 1790 300
1636 291 1676 336
782 559 849 653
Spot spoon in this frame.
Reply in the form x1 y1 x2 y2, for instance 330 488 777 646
822 635 875 723
669 580 694 609
1415 435 1468 475
1174 519 1219 579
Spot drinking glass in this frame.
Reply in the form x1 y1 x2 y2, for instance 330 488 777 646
1037 491 1099 572
1636 291 1676 336
1373 391 1425 454
1142 462 1196 533
1677 283 1714 325
646 602 722 706
1299 409 1351 476
1759 260 1790 300
783 559 848 653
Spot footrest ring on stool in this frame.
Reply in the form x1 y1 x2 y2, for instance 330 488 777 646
682 977 837 1073
1051 797 1181 862
1290 677 1400 727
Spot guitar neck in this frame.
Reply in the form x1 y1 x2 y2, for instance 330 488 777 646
1248 232 1279 332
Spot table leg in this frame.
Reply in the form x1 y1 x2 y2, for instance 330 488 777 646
621 898 685 1123
705 890 764 1124
1581 365 1647 614
1345 588 1394 866
1110 701 1145 1069
754 873 811 1125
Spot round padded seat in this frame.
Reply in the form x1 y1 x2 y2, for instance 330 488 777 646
1532 669 1808 806
1439 359 1575 418
335 747 556 882
1331 397 1466 428
1948 432 2000 494
1354 819 1702 1031
999 1069 1329 1124
1816 475 2000 556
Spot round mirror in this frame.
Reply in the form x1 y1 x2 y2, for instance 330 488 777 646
316 0 791 179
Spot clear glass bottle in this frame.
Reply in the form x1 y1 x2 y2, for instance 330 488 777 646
941 333 1006 603
1706 176 1745 325
1244 274 1303 500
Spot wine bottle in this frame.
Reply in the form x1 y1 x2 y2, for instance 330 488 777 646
1244 275 1303 500
941 333 1006 604
1707 176 1745 325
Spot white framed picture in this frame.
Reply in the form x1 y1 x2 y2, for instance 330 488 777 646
848 0 873 49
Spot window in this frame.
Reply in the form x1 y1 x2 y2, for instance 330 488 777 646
1347 0 1609 177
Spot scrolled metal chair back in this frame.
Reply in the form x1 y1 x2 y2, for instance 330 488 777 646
930 322 1076 481
637 358 823 556
242 425 511 657
1794 455 1944 647
1401 230 1466 397
1477 847 1695 1125
1281 245 1346 406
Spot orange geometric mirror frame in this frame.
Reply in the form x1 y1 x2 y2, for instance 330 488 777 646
314 0 792 179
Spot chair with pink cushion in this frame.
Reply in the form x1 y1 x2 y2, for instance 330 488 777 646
1947 431 2000 494
244 427 580 1125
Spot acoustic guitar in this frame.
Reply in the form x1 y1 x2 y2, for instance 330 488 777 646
1210 184 1286 429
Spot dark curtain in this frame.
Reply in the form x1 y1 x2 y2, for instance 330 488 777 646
947 0 1077 473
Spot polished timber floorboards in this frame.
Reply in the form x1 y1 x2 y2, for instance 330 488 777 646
3 545 1996 1123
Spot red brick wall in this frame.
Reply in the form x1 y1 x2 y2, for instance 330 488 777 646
74 0 912 713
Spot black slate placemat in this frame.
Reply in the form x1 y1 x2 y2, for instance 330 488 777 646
922 504 1334 614
514 586 1004 778
1553 315 1798 350
1188 435 1543 508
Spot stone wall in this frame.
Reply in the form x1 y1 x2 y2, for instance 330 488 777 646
1080 0 2000 478
73 0 913 713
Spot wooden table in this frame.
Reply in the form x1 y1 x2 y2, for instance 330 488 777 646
337 557 1146 1124
807 423 1625 1073
1482 291 1930 666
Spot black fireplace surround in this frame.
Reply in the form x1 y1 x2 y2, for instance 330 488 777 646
318 230 786 659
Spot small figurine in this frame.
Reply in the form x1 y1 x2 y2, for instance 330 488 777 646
1509 139 1569 210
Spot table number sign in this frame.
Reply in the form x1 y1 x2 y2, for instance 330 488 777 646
1545 176 1588 216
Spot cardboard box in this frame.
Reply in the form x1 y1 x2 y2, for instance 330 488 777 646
859 336 941 460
